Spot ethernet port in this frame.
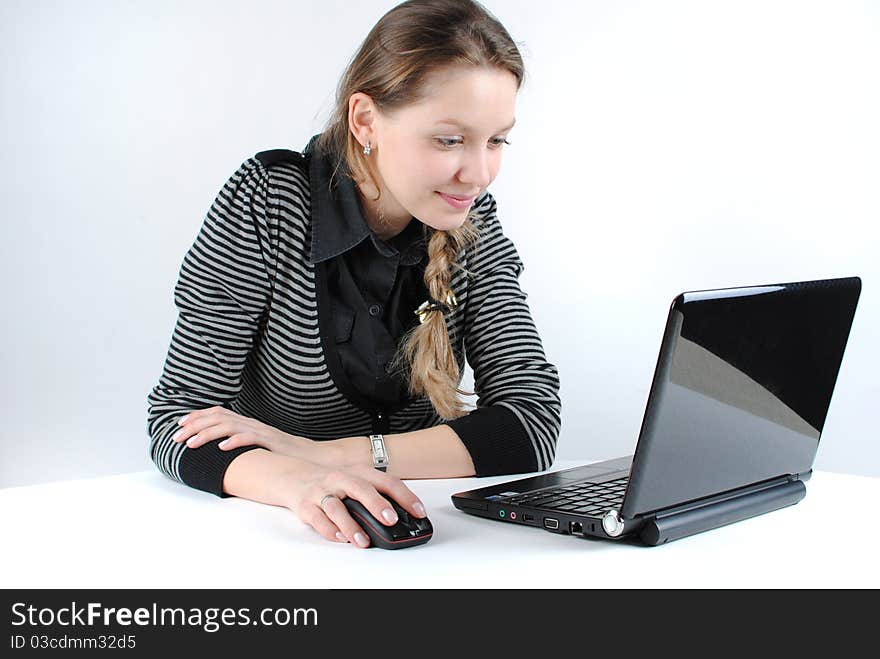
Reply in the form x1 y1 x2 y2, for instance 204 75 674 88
569 521 584 536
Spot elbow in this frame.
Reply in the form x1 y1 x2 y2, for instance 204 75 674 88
534 432 558 474
542 442 558 472
535 403 561 473
147 426 173 480
146 405 166 467
146 405 184 486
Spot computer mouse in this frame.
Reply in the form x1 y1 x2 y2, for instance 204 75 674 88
342 497 433 549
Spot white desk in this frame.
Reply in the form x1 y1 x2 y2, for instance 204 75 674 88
1 461 877 589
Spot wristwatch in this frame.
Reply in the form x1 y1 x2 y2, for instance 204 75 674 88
369 434 388 472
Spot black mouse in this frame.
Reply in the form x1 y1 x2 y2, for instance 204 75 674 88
342 498 433 549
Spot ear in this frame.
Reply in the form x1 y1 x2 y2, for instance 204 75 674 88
348 92 377 150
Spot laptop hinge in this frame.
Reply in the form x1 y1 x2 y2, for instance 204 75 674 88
637 475 807 546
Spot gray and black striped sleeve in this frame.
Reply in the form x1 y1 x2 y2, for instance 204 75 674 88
146 158 273 497
446 192 562 476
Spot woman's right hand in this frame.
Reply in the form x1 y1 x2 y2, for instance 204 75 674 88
284 462 427 548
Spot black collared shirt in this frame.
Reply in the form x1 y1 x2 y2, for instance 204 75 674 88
304 135 430 409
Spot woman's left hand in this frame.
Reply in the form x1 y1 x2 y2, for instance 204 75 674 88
171 406 312 457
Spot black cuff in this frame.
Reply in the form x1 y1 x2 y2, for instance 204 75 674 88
445 406 538 477
178 440 262 498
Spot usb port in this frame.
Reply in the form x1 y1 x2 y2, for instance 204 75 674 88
543 517 559 530
523 514 535 522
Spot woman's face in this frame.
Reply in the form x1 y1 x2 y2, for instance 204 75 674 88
354 65 518 235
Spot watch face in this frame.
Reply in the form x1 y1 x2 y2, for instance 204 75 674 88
371 436 387 466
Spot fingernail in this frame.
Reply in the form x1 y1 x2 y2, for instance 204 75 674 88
171 429 183 441
218 439 228 448
382 508 398 524
178 415 189 425
186 435 199 446
413 502 426 517
354 533 369 547
335 532 347 542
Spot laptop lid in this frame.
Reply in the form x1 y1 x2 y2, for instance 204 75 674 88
621 276 861 519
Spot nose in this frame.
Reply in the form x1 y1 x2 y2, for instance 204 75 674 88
457 146 493 191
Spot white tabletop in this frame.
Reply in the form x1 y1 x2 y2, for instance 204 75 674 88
1 461 877 589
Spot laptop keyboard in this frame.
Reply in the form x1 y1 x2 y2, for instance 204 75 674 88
500 477 628 517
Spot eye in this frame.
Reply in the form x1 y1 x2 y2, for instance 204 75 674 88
434 137 513 149
435 137 463 148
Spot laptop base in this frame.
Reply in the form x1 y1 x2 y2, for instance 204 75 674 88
639 477 807 545
452 461 809 546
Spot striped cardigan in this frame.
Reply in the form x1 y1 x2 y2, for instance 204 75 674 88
146 147 561 497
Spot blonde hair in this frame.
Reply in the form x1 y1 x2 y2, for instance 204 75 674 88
315 0 525 419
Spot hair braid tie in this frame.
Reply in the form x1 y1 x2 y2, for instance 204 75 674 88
415 290 458 324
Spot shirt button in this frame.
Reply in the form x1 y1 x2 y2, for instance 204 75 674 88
369 304 381 317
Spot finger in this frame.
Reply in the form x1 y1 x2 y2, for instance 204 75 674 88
172 409 222 443
299 504 349 544
180 410 227 432
354 467 428 519
178 414 247 448
171 423 198 444
321 496 371 548
217 432 264 451
176 411 261 448
179 422 232 449
176 406 225 427
336 476 405 528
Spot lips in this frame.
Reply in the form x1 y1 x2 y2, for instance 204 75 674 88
440 192 479 201
437 192 477 210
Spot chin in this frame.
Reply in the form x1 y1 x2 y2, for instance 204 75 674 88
419 214 469 232
416 196 472 231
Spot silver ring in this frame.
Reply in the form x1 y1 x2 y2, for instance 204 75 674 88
319 494 337 510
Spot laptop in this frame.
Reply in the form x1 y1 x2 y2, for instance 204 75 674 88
452 276 862 545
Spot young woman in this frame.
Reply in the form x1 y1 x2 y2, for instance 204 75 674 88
147 0 561 548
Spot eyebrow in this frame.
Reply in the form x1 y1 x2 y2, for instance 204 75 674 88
433 118 516 132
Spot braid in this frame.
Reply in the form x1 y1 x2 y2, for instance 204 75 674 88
391 219 480 420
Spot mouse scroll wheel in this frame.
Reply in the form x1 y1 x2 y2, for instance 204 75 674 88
397 509 411 524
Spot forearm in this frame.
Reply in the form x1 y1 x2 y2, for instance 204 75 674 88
328 424 476 479
222 447 313 507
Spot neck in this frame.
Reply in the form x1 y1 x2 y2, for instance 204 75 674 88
355 184 412 241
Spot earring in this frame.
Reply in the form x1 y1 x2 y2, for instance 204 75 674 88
363 141 371 156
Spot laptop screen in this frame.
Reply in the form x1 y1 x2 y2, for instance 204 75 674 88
621 277 861 518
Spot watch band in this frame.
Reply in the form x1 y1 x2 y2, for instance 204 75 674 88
369 434 388 472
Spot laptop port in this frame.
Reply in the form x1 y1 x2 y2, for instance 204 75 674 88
523 514 535 522
543 517 559 530
569 521 584 536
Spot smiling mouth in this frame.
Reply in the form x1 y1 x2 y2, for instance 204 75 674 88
438 192 478 201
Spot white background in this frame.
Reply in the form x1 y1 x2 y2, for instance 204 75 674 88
1 0 877 488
